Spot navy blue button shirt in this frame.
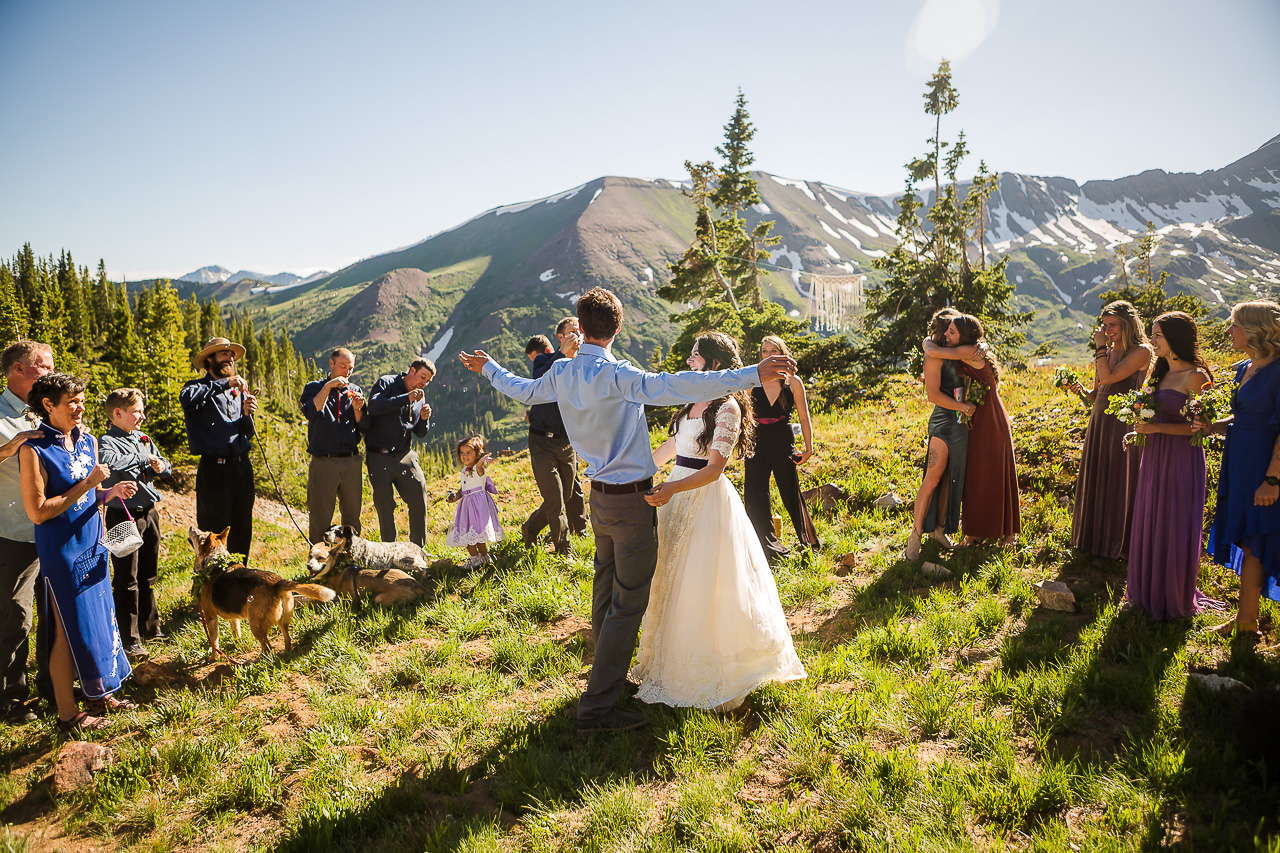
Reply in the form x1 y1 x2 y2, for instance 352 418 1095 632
365 373 431 453
528 351 570 435
179 374 255 456
300 377 367 455
99 426 173 510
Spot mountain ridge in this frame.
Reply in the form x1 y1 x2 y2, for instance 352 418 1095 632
153 135 1280 446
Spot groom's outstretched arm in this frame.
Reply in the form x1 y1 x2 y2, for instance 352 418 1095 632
458 350 558 405
615 354 797 407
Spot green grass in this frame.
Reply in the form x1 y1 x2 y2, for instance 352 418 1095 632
1 360 1279 851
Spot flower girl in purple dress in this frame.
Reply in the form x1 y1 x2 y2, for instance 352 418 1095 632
445 434 504 567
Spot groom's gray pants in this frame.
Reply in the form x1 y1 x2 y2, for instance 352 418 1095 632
576 486 658 722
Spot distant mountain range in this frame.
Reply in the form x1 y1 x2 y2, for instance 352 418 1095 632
159 133 1280 444
175 265 330 290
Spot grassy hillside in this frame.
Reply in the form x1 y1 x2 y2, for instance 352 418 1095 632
1 358 1275 851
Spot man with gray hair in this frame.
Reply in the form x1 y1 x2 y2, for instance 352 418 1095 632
0 341 53 723
300 347 367 543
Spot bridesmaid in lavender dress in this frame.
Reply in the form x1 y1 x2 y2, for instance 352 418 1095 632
1125 312 1220 619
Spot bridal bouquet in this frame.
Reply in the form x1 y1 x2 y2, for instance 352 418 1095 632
1181 383 1230 447
1053 366 1091 407
958 378 987 427
1106 386 1161 448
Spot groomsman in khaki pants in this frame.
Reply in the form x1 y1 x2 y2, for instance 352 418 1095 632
300 348 367 543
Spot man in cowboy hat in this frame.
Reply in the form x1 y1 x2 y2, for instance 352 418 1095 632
180 337 258 561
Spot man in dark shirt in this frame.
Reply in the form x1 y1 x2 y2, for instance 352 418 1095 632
180 337 257 561
521 318 587 554
300 347 367 543
364 358 434 545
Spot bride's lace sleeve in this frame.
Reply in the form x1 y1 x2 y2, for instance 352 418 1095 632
710 399 741 459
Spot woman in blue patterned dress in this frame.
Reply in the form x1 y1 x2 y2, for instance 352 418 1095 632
20 373 139 731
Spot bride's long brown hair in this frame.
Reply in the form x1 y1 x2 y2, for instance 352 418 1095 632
670 331 755 458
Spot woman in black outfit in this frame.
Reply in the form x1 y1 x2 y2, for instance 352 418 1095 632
743 336 819 561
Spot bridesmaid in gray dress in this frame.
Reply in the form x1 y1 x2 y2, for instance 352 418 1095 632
906 309 977 561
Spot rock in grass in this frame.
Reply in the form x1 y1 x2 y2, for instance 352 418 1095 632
873 492 903 509
801 483 849 513
1189 673 1249 693
834 553 858 577
131 659 195 689
1034 580 1076 611
53 742 115 794
921 562 952 579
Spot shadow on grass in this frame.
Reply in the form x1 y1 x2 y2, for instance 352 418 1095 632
269 696 669 853
1153 643 1280 849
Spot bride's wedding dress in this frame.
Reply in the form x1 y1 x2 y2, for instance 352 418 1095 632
632 400 806 710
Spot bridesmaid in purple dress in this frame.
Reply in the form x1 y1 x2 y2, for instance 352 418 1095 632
1069 301 1154 559
1125 312 1220 619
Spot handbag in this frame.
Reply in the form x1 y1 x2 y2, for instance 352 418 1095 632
104 497 145 558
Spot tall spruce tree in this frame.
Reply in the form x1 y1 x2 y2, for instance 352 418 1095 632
0 265 28 346
861 60 1030 367
137 279 191 446
661 90 778 315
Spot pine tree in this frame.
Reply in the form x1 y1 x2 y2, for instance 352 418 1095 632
0 265 28 346
661 90 780 345
101 299 143 388
137 280 190 446
861 60 1031 368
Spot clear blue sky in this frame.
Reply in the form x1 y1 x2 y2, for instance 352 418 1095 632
1 0 1276 280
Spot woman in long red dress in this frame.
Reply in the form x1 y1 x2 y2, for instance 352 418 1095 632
923 314 1020 546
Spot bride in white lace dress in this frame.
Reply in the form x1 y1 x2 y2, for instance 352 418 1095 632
633 332 806 710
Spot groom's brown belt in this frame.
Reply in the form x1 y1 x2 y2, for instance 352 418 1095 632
590 477 653 494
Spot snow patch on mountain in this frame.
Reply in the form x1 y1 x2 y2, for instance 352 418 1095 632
845 217 879 239
752 203 772 214
770 175 817 202
495 182 587 216
769 246 804 287
423 327 455 363
540 269 558 282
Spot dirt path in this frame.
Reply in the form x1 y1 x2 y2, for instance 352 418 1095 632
156 489 310 538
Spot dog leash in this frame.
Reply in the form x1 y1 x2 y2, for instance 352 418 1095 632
247 411 313 548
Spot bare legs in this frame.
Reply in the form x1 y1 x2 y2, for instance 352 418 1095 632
908 437 950 560
1212 545 1265 636
49 602 104 726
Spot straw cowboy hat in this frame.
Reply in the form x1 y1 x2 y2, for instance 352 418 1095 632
192 337 246 371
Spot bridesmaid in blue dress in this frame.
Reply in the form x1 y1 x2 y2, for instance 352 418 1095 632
1201 301 1280 639
19 373 138 731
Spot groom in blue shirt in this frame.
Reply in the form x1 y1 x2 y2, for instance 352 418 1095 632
460 287 796 732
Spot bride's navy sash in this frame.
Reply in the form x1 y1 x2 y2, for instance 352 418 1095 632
675 455 708 470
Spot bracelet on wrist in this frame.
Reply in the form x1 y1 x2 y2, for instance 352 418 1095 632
1266 475 1280 487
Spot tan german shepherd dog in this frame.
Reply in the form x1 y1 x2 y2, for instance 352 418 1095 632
188 526 336 659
